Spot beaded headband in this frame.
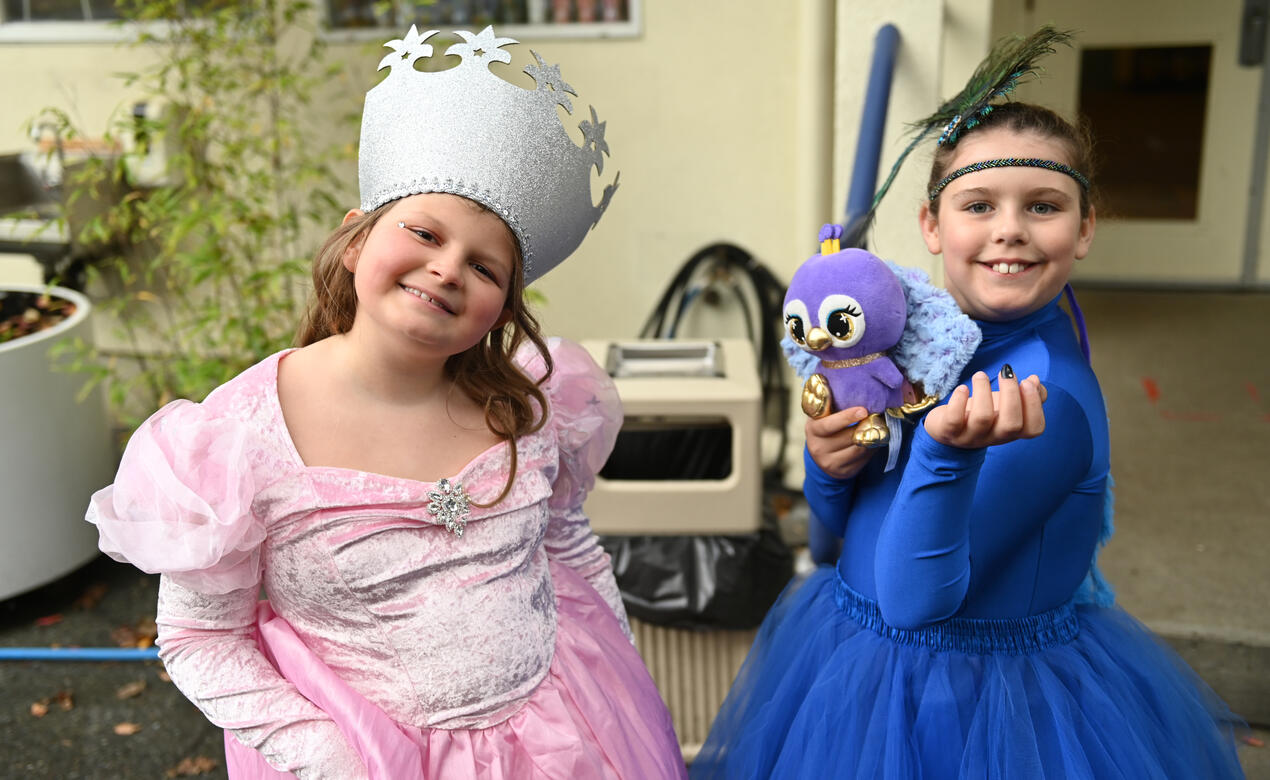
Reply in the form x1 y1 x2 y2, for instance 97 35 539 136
358 26 618 286
928 157 1090 200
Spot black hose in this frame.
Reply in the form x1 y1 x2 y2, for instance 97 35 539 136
638 243 790 484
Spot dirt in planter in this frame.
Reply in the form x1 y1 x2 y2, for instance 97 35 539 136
0 290 77 344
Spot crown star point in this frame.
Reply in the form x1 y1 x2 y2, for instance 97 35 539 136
578 105 609 174
525 50 577 113
379 25 438 71
448 25 517 66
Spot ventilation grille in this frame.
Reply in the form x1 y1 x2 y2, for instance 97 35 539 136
630 617 757 762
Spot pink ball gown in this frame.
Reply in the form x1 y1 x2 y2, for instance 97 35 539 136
88 338 686 779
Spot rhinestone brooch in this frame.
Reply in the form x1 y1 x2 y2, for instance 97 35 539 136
427 478 472 537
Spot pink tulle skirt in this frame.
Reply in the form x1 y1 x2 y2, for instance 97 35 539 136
223 562 686 779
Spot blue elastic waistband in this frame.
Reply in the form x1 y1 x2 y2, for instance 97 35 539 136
833 574 1079 655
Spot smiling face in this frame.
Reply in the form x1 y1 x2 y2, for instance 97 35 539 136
343 192 518 358
919 127 1096 322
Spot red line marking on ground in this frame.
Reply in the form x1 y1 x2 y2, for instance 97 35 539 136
1141 377 1161 404
1247 382 1262 406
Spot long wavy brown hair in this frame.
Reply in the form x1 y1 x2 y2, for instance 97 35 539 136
295 199 554 506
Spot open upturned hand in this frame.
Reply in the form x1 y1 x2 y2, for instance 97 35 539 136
922 366 1047 449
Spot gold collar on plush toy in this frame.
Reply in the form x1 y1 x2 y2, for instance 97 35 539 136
821 351 886 369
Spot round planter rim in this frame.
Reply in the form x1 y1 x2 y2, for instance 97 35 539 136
0 284 92 355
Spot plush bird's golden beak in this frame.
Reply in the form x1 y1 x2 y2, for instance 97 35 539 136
805 327 831 351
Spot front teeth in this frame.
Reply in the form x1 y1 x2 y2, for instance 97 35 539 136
402 285 449 311
992 262 1025 274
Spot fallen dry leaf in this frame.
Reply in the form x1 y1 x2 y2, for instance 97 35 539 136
74 583 109 610
113 722 142 736
30 689 72 717
113 617 159 648
137 615 158 638
111 625 139 647
34 614 64 627
156 669 172 683
116 680 147 700
166 755 220 777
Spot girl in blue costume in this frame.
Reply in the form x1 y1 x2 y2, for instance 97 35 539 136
692 30 1245 780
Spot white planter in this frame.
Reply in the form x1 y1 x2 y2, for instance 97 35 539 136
0 285 114 600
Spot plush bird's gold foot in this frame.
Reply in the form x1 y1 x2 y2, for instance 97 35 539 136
852 412 890 448
893 381 938 420
894 393 938 419
802 374 832 419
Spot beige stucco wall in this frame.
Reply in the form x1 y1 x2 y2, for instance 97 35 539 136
524 0 836 340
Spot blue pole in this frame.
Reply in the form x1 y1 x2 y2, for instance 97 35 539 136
0 646 160 661
845 23 901 230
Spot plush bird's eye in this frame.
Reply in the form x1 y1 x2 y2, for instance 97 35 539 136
827 309 855 340
818 294 866 348
783 299 811 345
786 315 807 344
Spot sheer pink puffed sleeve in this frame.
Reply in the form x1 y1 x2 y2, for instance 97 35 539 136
87 399 265 594
521 338 631 638
86 400 366 779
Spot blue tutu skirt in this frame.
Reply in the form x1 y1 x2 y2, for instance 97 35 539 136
691 567 1244 779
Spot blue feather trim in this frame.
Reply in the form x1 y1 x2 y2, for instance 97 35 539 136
885 262 981 399
1074 474 1117 607
782 333 821 380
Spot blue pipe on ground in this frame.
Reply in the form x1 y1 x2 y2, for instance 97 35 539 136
0 647 160 661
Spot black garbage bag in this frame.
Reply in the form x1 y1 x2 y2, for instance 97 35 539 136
599 527 794 630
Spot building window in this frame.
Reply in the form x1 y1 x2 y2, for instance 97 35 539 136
326 0 639 37
2 0 122 21
0 0 214 40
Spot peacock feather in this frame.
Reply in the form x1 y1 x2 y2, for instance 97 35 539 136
845 25 1075 249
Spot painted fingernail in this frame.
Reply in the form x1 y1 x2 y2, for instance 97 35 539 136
1000 364 1015 380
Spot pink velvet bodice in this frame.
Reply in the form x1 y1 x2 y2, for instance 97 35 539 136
87 338 628 777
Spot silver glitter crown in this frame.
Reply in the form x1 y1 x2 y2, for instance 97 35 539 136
359 26 619 285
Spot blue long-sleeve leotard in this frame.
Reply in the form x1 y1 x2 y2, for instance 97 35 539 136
804 296 1110 629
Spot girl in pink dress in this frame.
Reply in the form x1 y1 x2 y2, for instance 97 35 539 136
86 25 685 779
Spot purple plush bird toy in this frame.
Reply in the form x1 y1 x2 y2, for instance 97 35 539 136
783 225 908 447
